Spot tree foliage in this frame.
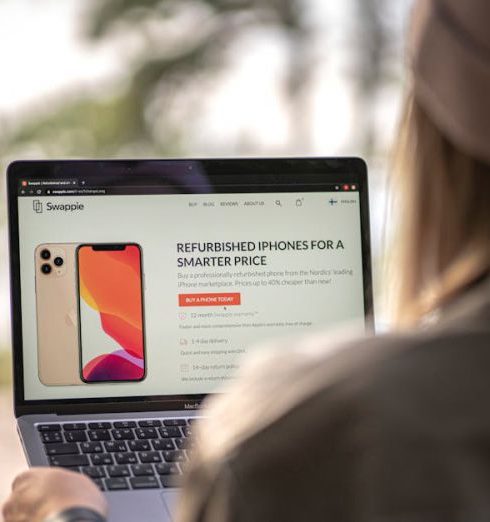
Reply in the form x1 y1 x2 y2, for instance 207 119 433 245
0 0 401 159
1 0 318 158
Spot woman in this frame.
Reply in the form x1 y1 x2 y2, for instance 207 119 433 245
4 0 490 520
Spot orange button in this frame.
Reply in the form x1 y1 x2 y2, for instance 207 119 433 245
178 292 241 307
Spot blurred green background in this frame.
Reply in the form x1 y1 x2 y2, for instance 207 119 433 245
0 0 414 386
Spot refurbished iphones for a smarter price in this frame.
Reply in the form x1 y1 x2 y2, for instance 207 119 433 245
35 243 83 386
77 243 146 383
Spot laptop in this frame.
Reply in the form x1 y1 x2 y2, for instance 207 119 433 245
7 158 373 521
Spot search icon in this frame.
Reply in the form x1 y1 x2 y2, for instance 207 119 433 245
275 200 282 207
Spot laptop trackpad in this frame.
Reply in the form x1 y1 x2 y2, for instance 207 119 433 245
106 491 173 521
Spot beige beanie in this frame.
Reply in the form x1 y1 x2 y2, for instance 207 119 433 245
411 0 490 164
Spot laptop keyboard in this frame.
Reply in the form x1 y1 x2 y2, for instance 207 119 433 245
37 418 199 491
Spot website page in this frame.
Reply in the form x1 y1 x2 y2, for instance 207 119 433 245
17 182 365 400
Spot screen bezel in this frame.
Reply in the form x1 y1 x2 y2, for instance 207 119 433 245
8 158 373 417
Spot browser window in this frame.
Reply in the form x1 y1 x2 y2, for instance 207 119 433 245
17 176 365 400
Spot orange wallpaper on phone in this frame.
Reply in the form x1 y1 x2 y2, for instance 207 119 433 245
79 245 145 381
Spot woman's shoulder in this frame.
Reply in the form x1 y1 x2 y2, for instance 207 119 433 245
179 318 490 521
195 314 490 463
194 328 406 460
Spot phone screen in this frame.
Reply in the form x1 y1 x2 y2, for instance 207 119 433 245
77 244 145 382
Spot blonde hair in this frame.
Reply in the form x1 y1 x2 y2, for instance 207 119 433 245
392 96 490 327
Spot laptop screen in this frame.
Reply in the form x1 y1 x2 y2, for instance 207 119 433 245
9 159 371 406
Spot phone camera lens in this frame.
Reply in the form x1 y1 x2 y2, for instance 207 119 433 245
41 264 52 274
40 249 51 260
53 257 64 267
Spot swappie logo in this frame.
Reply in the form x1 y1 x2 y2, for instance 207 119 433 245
33 200 85 213
33 200 43 213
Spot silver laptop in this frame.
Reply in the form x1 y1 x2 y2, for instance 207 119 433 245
7 158 373 521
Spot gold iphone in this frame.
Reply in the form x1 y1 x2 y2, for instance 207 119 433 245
35 243 82 386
